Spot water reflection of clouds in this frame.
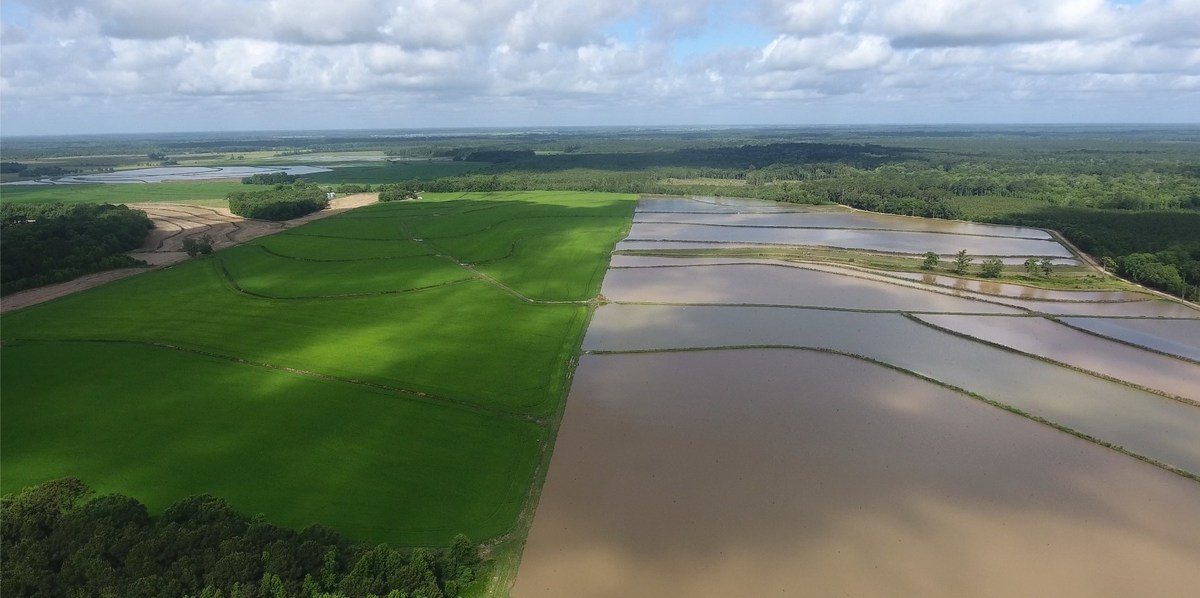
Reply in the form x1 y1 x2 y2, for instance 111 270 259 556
516 350 1200 597
915 314 1200 402
40 165 331 185
516 195 1200 596
634 211 1053 240
625 221 1074 257
1062 318 1200 362
585 303 1200 474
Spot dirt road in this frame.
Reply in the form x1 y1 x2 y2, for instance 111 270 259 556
1 193 379 314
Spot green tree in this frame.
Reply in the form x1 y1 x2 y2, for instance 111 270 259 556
952 249 972 275
980 258 1004 278
183 235 214 258
921 252 940 270
1039 257 1054 277
260 572 287 598
1024 257 1040 276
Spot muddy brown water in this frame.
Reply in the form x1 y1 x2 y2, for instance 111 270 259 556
600 264 1023 314
635 210 1054 239
514 350 1200 597
583 304 1200 474
1062 317 1200 362
517 198 1200 595
915 314 1200 402
625 222 1073 257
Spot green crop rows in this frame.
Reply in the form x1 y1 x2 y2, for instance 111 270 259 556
0 181 249 206
0 191 637 546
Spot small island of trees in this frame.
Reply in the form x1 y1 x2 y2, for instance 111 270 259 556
227 182 329 220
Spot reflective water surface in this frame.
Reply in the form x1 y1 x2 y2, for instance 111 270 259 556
1061 317 1200 362
515 351 1200 598
625 221 1073 256
915 314 1200 401
516 196 1200 597
635 210 1054 239
600 264 1023 313
584 304 1200 473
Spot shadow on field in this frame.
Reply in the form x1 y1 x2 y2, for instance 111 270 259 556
0 193 636 545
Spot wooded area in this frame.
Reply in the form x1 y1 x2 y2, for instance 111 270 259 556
227 183 329 220
0 203 153 295
1 479 483 598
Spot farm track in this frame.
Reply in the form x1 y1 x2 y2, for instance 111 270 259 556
397 221 591 305
0 193 379 314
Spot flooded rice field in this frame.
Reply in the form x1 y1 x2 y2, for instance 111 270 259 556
625 221 1073 257
23 165 330 185
515 351 1200 597
1061 317 1200 362
583 304 1200 473
600 264 1023 313
915 314 1200 402
516 196 1200 596
635 210 1054 239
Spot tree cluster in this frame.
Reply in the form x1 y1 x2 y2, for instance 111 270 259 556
377 184 421 202
0 203 153 295
0 163 73 178
241 172 299 185
184 235 215 257
991 207 1200 298
227 183 329 221
1 478 483 598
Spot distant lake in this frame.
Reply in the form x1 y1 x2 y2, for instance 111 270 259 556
7 166 331 185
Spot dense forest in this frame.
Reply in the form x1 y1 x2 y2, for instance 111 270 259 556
1 479 483 598
0 203 153 295
227 183 329 220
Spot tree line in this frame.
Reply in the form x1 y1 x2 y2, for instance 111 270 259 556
227 183 329 221
2 478 483 598
991 207 1200 298
409 142 1199 298
0 203 153 295
241 172 299 185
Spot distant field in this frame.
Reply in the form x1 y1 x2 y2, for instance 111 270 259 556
0 191 637 546
0 181 249 206
302 162 489 184
946 195 1057 220
0 163 487 206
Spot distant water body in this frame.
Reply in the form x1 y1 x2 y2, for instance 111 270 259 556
5 165 330 185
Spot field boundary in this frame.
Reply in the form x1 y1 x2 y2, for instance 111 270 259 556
583 345 1200 484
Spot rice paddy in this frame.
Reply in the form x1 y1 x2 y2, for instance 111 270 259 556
0 191 637 547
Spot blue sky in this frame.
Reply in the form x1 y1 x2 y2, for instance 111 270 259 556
1 0 1195 136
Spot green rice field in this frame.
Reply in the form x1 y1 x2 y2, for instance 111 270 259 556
0 181 249 206
302 162 488 184
0 191 637 546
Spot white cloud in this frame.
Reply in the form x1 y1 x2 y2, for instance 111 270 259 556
759 34 892 72
1 0 1198 134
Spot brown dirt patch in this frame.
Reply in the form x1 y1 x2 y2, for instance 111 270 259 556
1 193 380 314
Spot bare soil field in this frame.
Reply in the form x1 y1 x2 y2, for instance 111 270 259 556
0 193 378 314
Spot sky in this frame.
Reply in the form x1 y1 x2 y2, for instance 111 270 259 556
0 0 1197 136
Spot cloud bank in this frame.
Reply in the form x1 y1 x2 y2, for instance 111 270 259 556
1 0 1197 134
